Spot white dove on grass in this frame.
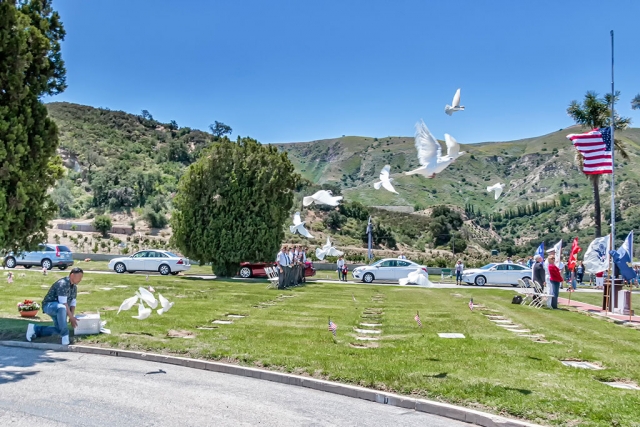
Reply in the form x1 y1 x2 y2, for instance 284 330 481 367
132 303 152 320
303 190 342 207
137 287 158 309
157 294 174 315
405 121 453 178
289 212 314 238
117 295 139 314
445 88 465 115
487 183 505 200
399 268 433 287
373 165 398 194
315 237 343 261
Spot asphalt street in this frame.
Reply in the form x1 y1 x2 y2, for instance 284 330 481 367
0 346 467 427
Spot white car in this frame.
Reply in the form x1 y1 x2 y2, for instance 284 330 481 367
109 250 191 276
352 258 428 283
461 263 532 287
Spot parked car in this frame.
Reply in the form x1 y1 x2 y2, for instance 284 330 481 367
108 250 191 276
3 244 74 270
461 263 532 287
352 258 428 283
238 261 316 279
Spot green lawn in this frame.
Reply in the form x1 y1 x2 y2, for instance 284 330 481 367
2 272 640 426
18 260 214 275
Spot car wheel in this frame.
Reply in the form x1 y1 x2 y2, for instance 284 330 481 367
5 257 16 269
23 264 32 269
114 262 127 274
58 265 67 271
239 267 252 278
171 272 179 276
363 273 374 283
474 275 486 286
41 259 52 270
159 264 171 276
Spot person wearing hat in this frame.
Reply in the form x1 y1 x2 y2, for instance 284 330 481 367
25 267 84 345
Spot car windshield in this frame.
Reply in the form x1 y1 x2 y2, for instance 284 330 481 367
371 260 384 266
165 252 178 257
480 263 497 270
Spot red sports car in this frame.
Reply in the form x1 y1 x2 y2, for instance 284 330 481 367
238 262 316 279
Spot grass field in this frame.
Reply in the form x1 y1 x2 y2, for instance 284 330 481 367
9 261 214 276
2 272 640 426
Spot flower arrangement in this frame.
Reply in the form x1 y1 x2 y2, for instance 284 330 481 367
17 300 40 312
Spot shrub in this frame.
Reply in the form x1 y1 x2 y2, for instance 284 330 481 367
93 215 112 237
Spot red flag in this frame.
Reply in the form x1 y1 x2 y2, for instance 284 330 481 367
567 237 581 271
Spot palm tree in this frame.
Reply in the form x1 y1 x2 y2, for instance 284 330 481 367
567 91 631 237
632 94 640 110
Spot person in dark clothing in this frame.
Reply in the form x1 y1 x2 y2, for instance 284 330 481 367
575 261 584 284
532 255 545 288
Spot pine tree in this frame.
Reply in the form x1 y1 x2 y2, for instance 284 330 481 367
171 137 299 276
0 0 66 252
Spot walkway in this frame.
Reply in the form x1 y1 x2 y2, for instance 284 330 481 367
559 297 640 323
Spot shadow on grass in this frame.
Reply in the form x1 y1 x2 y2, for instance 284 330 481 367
501 387 532 395
0 318 68 386
427 372 448 379
528 356 542 361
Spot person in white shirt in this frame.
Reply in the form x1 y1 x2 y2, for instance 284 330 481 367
336 256 346 281
398 253 407 260
277 245 290 289
505 257 513 264
454 260 464 285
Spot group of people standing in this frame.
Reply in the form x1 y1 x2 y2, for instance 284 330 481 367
276 245 309 289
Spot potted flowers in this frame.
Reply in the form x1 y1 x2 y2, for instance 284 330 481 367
17 300 40 318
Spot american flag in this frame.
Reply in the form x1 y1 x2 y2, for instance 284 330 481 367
469 298 474 311
567 127 613 175
414 312 422 327
328 319 337 336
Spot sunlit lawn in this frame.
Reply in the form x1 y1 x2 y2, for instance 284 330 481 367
1 271 640 426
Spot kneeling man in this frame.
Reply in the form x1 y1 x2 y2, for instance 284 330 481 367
26 267 84 345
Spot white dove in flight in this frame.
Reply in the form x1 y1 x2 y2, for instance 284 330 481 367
315 236 344 261
404 121 452 178
289 212 314 238
157 294 174 315
487 183 505 200
399 268 433 287
373 165 399 194
117 295 140 315
132 302 152 320
444 88 465 116
137 287 158 309
303 190 343 207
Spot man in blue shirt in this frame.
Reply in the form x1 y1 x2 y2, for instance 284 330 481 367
26 267 84 345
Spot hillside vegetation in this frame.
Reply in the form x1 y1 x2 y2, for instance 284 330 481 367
45 102 640 259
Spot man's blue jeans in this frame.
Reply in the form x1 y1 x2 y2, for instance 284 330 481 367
456 271 463 283
550 281 561 309
34 302 68 338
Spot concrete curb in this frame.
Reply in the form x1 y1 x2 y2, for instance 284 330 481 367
0 340 542 427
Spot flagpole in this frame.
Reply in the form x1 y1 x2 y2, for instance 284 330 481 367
609 30 616 313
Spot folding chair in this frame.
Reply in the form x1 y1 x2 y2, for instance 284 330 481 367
529 281 553 308
517 279 534 306
265 267 280 289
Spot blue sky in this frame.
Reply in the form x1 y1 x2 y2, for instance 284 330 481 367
50 0 640 144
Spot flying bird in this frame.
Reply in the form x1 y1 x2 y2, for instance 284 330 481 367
399 269 433 287
405 121 452 178
148 286 155 293
289 212 314 238
302 190 343 207
486 183 505 200
315 237 343 261
137 287 158 309
444 88 465 116
373 165 399 194
132 302 152 320
117 295 140 314
442 134 465 161
157 294 174 315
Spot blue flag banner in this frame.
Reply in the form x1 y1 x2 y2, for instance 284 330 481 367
366 216 373 260
610 231 636 282
534 242 544 258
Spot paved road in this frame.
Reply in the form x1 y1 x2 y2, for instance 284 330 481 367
0 347 467 427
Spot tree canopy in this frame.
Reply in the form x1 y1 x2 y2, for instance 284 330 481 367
0 0 66 252
171 137 299 276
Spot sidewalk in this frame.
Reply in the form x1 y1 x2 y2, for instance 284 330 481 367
559 297 640 323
